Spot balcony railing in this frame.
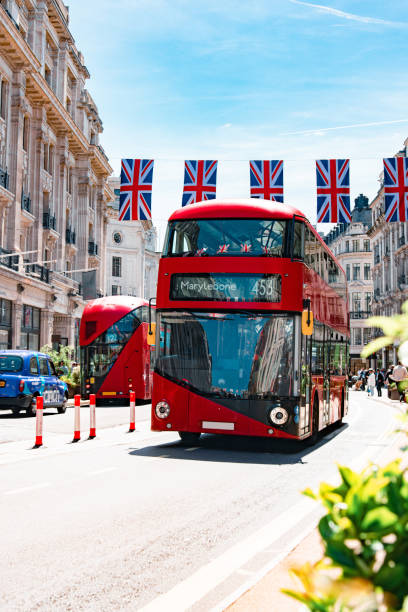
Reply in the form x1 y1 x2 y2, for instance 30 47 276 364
25 263 51 284
0 167 9 190
21 191 31 213
42 211 56 230
0 247 18 271
88 241 98 256
66 227 76 245
350 311 371 319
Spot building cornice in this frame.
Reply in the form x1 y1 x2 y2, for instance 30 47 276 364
0 8 41 71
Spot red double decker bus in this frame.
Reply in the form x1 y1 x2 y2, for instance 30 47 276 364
151 199 349 444
80 296 153 405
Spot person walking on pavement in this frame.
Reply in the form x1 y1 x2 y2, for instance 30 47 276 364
376 368 385 397
390 361 408 402
367 369 376 397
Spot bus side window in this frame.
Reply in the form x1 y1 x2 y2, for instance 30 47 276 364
293 221 304 259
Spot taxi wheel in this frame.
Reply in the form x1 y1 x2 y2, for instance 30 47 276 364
58 394 68 414
12 408 20 417
26 396 37 417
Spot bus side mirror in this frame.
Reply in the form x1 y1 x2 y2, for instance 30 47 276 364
302 310 313 335
147 322 156 346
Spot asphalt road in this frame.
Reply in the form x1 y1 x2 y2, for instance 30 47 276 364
0 391 400 611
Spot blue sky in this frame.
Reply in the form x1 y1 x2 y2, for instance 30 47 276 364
68 0 408 243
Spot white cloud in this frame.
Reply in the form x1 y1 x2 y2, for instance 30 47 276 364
289 0 408 27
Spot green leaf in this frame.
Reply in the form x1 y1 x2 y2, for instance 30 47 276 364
375 563 407 593
361 507 398 533
325 540 358 570
303 487 317 500
338 465 360 489
361 336 394 358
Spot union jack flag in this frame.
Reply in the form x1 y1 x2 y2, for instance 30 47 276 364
249 160 284 202
383 157 408 222
217 244 229 254
240 243 251 253
182 160 217 206
316 159 351 223
119 159 154 221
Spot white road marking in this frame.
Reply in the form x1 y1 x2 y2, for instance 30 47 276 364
4 482 51 496
87 467 118 476
185 447 199 452
139 497 316 612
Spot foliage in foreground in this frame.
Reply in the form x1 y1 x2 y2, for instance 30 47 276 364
283 461 408 611
284 302 408 611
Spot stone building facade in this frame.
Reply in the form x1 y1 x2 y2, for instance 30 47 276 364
106 177 160 300
368 139 408 367
0 0 113 351
324 195 373 372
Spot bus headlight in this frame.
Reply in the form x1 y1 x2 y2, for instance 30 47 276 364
269 406 289 425
155 401 170 419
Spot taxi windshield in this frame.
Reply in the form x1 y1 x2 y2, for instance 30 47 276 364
163 219 288 257
0 355 23 372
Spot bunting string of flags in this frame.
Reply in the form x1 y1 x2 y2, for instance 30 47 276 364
118 157 408 223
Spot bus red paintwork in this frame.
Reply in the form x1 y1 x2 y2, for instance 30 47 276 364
80 296 153 404
152 199 349 442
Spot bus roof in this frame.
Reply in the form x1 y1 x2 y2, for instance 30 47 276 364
169 199 307 221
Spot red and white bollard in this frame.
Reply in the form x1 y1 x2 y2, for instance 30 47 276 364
33 395 43 448
72 394 81 442
129 391 136 432
89 394 96 439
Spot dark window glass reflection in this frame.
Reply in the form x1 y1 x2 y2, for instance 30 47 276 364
156 311 294 398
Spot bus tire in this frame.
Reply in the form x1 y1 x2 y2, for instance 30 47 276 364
307 396 319 446
178 432 201 445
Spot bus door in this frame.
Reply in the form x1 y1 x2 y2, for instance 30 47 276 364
323 329 330 426
300 333 312 434
329 333 344 423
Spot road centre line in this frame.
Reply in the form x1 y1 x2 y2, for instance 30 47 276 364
4 482 51 496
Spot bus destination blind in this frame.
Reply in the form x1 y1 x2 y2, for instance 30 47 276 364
170 273 281 302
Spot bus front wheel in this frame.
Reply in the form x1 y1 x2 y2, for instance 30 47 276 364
178 432 201 445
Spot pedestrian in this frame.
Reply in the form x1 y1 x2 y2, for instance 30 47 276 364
390 361 408 402
376 368 384 397
359 369 366 391
366 369 376 397
58 360 69 376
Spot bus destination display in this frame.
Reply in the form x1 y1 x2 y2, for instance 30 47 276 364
170 273 281 302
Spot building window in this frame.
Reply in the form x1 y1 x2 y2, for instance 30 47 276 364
0 79 7 119
363 327 371 345
364 264 371 280
353 264 360 280
22 116 29 151
352 240 359 252
364 240 370 252
20 305 40 350
48 145 54 175
43 143 49 171
113 232 122 244
112 256 121 277
345 241 350 253
352 292 361 312
67 168 72 194
346 264 350 281
44 65 52 88
353 328 362 346
112 285 121 295
0 298 12 349
365 292 372 311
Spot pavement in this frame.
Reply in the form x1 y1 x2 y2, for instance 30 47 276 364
224 391 407 612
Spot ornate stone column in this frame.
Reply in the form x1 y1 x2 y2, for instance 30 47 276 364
40 308 54 348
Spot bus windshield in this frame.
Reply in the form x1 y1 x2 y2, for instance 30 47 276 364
81 308 143 391
163 219 288 257
156 311 295 398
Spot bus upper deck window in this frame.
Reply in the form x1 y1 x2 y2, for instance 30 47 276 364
293 221 304 259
